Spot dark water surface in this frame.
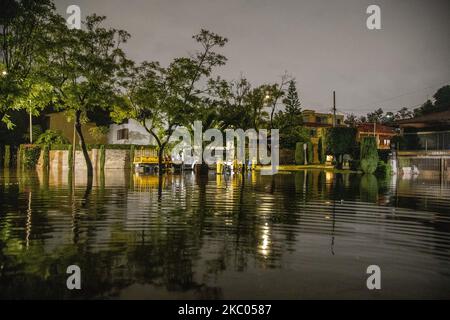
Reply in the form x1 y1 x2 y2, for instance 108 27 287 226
1 169 449 299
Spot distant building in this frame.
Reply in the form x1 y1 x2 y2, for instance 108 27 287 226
108 119 155 145
396 110 450 151
45 112 155 145
356 123 396 150
302 109 345 163
395 109 450 178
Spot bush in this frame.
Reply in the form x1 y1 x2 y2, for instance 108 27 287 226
318 137 325 164
375 160 392 178
349 159 360 171
20 144 41 169
360 136 379 174
307 141 313 164
295 142 305 165
36 130 70 145
377 149 391 163
325 127 357 169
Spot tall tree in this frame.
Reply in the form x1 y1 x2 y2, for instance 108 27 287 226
344 113 358 127
44 14 130 179
366 108 384 123
282 79 302 117
0 0 56 129
119 29 227 172
414 85 450 116
394 107 413 120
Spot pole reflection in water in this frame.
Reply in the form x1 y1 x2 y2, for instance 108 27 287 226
0 169 450 299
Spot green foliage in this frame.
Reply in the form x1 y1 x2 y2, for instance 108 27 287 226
0 0 57 129
325 127 357 169
307 141 313 164
121 29 227 169
100 145 106 171
318 137 325 164
360 136 379 174
283 80 302 116
375 160 392 178
36 130 69 145
89 126 109 143
414 85 450 116
22 125 43 142
295 142 305 165
20 144 41 169
349 160 360 171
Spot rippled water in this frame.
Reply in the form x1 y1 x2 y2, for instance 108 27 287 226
0 169 450 299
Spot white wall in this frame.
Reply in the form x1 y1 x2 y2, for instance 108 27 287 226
108 119 155 145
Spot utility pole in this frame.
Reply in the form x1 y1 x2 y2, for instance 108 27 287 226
332 91 336 127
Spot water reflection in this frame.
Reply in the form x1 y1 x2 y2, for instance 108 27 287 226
1 169 450 299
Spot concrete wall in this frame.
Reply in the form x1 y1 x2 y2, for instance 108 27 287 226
38 149 131 171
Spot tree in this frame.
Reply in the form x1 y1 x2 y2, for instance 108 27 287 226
366 108 384 123
360 136 379 174
344 113 358 127
272 79 306 149
283 80 302 116
120 29 227 172
318 136 325 164
414 85 450 116
266 73 291 129
394 107 413 120
0 0 56 129
433 85 450 111
44 14 130 179
325 127 357 169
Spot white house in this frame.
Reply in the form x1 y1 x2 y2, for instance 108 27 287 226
107 119 156 145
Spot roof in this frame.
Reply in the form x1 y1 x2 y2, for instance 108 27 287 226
396 110 450 126
357 123 396 134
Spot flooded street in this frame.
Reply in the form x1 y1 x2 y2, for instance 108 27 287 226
1 169 450 299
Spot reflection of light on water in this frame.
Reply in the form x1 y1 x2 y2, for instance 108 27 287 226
259 222 271 257
326 171 333 182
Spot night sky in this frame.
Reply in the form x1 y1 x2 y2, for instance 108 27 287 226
54 0 450 115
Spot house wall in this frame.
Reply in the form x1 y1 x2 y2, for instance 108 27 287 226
108 119 155 145
46 112 107 144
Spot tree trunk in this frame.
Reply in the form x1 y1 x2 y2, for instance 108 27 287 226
75 111 93 178
158 146 164 174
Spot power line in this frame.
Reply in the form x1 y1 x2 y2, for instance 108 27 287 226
341 81 448 112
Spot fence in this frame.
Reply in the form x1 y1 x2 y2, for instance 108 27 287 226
399 131 450 151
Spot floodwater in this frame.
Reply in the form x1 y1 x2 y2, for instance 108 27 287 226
0 169 449 299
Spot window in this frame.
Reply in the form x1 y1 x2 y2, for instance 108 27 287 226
117 128 129 140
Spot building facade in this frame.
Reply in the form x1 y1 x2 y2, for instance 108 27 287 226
302 110 345 163
356 123 396 150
